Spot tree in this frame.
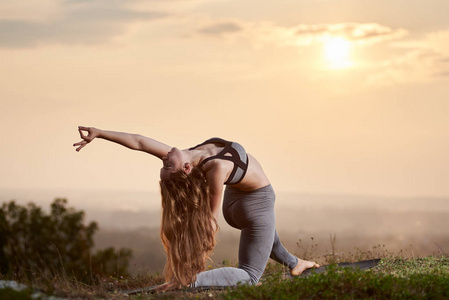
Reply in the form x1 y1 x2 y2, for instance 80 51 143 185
0 198 132 282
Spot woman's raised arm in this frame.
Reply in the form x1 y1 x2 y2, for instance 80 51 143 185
73 126 172 159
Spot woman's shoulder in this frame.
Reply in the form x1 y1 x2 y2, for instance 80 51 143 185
190 137 228 150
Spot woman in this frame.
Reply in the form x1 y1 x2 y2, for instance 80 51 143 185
74 126 319 290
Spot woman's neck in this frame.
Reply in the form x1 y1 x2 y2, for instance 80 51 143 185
184 149 204 167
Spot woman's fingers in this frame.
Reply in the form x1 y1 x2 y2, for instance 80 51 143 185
76 142 87 152
154 283 171 292
73 141 84 146
76 126 96 151
78 126 97 142
78 127 88 140
154 282 180 292
73 140 87 152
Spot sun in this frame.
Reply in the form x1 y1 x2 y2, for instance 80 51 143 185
324 37 353 69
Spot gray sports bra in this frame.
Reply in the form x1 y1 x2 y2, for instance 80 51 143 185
189 138 249 185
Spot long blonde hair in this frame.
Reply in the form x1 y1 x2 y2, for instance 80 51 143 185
159 167 218 286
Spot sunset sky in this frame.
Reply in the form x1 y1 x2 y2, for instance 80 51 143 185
1 0 449 198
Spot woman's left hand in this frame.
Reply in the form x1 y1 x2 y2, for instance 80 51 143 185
73 126 100 152
154 281 182 292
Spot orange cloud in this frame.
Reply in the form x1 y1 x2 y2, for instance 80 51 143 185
366 30 449 86
0 0 168 47
194 20 407 47
301 23 408 45
197 22 242 36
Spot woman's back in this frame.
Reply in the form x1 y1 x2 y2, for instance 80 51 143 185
189 138 270 191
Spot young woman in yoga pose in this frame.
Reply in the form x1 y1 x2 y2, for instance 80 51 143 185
74 126 319 290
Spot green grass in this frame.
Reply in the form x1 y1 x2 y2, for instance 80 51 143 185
222 257 449 300
3 255 449 299
110 256 449 299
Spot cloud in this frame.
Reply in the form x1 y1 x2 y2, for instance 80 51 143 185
193 21 407 48
191 18 449 86
365 30 449 85
0 0 167 47
197 22 242 36
295 23 408 45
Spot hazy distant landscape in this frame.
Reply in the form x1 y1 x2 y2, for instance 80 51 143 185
2 188 448 274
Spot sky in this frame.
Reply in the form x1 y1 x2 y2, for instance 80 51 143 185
1 0 449 199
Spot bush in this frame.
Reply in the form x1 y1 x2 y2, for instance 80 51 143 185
0 199 132 282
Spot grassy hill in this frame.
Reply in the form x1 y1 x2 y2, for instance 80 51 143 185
3 256 448 299
222 257 449 300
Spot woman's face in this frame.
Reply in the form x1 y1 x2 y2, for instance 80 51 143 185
160 147 184 180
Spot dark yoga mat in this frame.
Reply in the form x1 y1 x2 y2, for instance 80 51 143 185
120 284 235 295
298 258 381 277
120 259 381 295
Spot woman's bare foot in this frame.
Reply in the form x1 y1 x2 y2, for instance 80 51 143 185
290 258 320 276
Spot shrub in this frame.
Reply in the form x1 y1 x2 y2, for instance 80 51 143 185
0 199 132 282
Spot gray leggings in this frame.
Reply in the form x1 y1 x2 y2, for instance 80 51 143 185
191 184 298 287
